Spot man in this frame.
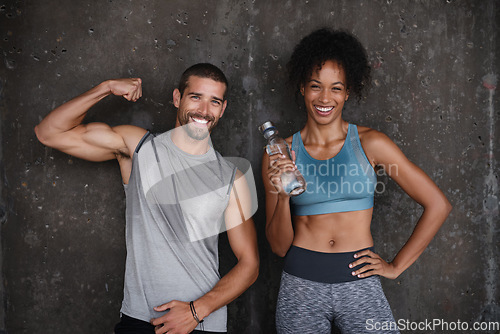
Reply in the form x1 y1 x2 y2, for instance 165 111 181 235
35 63 259 334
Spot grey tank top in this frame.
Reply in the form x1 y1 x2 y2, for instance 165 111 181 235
120 130 236 332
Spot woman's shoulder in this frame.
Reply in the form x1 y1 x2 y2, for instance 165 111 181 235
355 124 396 152
356 124 390 143
355 125 405 166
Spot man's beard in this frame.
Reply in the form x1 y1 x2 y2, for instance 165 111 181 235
178 110 217 140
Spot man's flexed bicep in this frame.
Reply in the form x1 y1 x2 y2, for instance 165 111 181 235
44 122 139 162
34 78 143 162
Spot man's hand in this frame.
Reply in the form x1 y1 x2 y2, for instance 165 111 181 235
150 300 199 334
108 78 143 102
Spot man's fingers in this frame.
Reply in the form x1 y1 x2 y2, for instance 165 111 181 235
154 324 168 334
133 78 142 101
150 315 165 326
119 78 142 102
154 301 172 312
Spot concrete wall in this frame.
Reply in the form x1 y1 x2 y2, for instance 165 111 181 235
1 0 498 333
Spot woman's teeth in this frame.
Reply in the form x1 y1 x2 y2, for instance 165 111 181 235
316 106 334 112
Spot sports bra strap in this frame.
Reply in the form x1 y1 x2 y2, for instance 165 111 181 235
291 132 300 155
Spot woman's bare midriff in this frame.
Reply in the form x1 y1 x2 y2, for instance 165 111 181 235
292 208 374 253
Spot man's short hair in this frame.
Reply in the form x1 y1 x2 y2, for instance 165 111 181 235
178 63 228 100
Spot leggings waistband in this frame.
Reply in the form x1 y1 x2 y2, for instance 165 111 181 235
283 245 374 284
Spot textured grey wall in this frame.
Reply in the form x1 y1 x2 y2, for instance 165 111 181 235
1 0 499 333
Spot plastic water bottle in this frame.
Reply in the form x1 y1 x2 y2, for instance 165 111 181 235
259 121 306 196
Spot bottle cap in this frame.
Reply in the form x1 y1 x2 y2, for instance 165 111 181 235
258 121 275 134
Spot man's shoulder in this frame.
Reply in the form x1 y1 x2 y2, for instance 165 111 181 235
213 151 237 173
113 125 149 156
217 155 254 180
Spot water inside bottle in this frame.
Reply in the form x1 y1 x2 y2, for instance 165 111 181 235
282 171 305 195
265 140 306 196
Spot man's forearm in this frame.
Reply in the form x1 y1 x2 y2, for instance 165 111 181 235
194 253 259 321
35 81 111 143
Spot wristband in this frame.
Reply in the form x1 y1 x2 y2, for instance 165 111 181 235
189 301 204 324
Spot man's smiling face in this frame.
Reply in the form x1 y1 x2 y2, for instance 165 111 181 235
174 75 227 140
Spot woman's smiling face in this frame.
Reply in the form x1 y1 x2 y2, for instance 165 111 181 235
301 60 349 125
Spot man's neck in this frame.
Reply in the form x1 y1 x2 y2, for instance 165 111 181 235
170 126 211 155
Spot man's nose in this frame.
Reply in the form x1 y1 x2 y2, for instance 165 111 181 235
197 101 209 115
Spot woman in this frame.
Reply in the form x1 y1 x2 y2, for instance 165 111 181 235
262 28 452 334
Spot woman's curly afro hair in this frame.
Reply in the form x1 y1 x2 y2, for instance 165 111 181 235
287 28 371 102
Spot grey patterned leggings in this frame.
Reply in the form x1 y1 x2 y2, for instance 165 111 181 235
276 272 400 334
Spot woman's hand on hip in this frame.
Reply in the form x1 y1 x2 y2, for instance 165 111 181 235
348 249 400 280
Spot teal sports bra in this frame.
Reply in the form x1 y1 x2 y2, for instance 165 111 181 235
290 124 377 215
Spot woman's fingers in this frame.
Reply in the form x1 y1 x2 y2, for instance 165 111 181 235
348 250 398 279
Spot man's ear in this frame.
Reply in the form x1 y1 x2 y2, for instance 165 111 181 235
345 90 350 101
173 88 181 108
220 100 228 118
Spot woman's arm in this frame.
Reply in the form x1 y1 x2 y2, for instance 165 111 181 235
350 128 452 279
262 150 297 257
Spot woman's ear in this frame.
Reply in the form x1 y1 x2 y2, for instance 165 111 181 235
300 85 305 96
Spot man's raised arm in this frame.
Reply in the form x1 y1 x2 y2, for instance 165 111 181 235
34 78 144 162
